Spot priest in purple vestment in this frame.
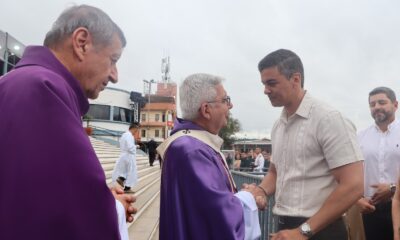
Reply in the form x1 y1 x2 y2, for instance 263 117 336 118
157 73 263 240
0 5 135 240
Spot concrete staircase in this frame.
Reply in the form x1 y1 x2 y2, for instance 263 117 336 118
90 137 161 240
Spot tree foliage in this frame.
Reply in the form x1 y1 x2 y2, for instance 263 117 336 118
219 113 241 149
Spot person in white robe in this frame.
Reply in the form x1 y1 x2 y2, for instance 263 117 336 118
112 123 139 192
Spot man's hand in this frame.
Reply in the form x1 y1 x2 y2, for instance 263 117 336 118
270 229 308 240
110 186 137 222
370 183 392 205
241 183 267 210
356 198 376 214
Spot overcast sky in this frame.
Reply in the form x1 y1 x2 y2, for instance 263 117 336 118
2 0 400 138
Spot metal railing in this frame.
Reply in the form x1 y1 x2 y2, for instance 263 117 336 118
231 171 278 240
91 125 123 137
89 126 123 147
90 126 148 157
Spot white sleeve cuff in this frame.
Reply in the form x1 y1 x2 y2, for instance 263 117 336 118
115 199 129 240
235 191 261 240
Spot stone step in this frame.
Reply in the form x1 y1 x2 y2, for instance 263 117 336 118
101 163 149 172
93 145 119 149
99 155 147 160
104 167 158 183
131 171 161 193
90 136 161 239
100 158 148 164
105 167 160 185
96 153 143 158
101 159 147 165
150 221 159 240
101 161 149 169
94 150 121 155
128 190 160 240
127 176 160 228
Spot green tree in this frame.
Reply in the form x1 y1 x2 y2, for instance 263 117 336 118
219 113 241 149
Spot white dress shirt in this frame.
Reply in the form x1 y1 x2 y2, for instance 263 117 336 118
358 119 400 198
254 153 265 172
271 92 363 217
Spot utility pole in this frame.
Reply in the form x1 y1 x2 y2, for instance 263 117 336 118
143 79 155 142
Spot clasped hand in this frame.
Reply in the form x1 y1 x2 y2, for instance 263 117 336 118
241 183 267 210
111 186 137 222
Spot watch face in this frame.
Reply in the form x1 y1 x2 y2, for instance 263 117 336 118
301 223 311 232
300 223 313 237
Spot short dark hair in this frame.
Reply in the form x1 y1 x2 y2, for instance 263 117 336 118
258 49 304 88
44 4 126 48
369 87 397 103
129 122 140 130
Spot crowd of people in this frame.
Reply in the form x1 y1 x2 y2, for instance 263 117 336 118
1 3 400 240
230 148 271 172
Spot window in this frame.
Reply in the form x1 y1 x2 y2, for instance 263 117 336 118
113 106 132 123
141 129 146 137
155 114 160 122
155 129 160 137
87 104 110 120
162 114 166 122
142 113 146 122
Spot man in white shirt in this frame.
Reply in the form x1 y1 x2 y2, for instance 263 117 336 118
253 147 265 173
249 49 364 239
357 87 399 240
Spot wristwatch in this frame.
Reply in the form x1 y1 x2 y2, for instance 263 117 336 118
300 222 313 238
390 183 397 194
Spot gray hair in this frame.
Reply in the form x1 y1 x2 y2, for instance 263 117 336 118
369 86 397 103
258 49 304 88
180 73 223 120
44 4 126 48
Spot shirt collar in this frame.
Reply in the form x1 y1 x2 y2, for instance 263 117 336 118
374 119 400 133
280 91 312 121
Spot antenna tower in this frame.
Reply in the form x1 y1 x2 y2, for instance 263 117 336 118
161 56 170 83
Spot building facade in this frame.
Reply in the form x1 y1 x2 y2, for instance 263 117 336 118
140 83 177 143
85 87 144 140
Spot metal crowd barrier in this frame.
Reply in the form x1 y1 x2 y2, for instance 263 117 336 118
231 171 278 240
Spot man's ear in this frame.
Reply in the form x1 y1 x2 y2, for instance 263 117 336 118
290 72 302 88
71 27 92 61
199 102 212 120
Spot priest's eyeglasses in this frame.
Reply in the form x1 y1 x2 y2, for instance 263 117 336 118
207 96 231 106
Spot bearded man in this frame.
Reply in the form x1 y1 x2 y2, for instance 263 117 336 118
357 86 400 240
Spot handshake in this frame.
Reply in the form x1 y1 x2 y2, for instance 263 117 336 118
241 183 269 210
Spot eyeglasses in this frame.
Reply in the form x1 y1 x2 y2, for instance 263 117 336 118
207 96 231 106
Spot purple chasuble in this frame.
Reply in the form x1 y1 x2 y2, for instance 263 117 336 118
159 118 244 240
0 46 120 239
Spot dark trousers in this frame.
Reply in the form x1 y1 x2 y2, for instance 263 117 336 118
149 151 156 166
362 201 393 240
277 216 347 240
